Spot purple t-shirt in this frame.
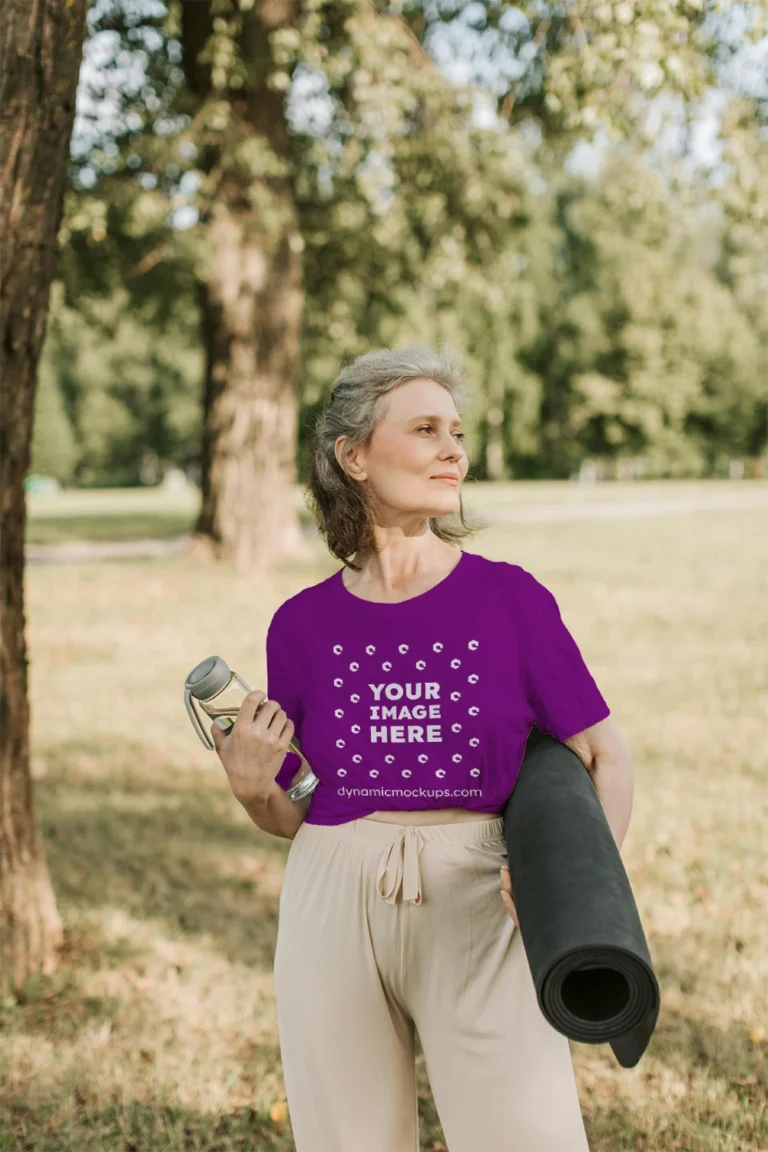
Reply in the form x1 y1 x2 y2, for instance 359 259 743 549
266 549 610 826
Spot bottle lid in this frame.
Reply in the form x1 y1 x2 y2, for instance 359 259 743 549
185 656 231 701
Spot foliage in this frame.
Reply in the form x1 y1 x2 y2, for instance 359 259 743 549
32 0 768 486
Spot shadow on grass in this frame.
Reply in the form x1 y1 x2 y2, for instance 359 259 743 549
650 952 768 1097
37 741 290 971
2 1054 449 1152
25 512 196 546
25 506 318 547
4 1096 298 1152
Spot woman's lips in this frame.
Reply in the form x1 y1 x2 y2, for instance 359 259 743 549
432 476 459 485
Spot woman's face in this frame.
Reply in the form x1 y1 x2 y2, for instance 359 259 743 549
336 377 469 522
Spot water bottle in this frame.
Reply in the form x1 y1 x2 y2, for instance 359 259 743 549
184 655 319 803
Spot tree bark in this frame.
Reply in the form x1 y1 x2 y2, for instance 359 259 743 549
193 178 309 575
180 0 312 576
0 0 90 996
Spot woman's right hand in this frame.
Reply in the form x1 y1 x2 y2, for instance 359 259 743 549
210 689 294 805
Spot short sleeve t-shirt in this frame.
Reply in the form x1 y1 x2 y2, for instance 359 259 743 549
266 549 610 826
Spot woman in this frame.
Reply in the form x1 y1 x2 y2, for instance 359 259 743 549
213 345 618 1151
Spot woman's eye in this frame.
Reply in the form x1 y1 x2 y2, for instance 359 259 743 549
418 425 465 441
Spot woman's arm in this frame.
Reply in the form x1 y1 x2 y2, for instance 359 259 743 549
564 716 634 852
238 779 311 840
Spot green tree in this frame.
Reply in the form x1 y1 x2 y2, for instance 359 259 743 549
66 0 736 569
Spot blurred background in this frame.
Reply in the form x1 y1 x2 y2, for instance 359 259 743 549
27 0 768 507
3 1 767 1150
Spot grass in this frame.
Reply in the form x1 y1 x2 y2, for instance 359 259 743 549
24 478 765 546
3 480 767 1151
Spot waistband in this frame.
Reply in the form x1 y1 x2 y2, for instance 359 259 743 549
299 815 505 907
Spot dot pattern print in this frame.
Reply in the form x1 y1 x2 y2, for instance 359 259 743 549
330 637 483 787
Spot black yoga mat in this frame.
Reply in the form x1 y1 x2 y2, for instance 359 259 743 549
502 726 660 1069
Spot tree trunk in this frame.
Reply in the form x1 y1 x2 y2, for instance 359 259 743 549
193 181 310 575
180 0 312 577
0 0 89 996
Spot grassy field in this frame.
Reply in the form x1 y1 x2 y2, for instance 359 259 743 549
3 481 767 1151
24 478 767 545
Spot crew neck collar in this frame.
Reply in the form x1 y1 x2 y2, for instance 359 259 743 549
333 549 473 611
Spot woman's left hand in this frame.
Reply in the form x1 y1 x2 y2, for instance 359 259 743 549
500 864 517 925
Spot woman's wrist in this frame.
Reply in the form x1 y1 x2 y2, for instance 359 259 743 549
238 780 307 839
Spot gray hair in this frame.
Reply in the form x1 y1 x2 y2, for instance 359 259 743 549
304 344 489 571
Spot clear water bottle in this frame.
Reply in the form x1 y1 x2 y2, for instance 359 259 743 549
184 655 319 803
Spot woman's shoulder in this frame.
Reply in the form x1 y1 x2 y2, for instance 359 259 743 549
472 554 544 594
268 570 337 630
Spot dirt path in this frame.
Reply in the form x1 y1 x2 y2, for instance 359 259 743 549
25 490 767 563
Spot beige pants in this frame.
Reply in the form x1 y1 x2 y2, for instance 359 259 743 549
274 816 590 1152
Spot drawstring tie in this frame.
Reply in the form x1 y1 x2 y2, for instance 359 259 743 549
376 827 425 905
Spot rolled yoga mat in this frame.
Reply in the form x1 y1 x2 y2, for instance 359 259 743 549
502 726 660 1069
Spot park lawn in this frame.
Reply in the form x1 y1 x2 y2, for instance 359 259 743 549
2 489 766 1151
23 478 763 546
